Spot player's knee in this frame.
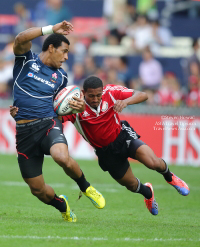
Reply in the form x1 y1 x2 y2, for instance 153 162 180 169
147 157 161 170
53 151 69 168
30 185 45 198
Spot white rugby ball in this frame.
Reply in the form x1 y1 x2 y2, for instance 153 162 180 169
54 85 80 115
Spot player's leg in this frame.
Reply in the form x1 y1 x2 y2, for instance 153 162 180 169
110 162 158 216
18 155 76 222
133 144 190 196
96 142 158 215
41 118 105 209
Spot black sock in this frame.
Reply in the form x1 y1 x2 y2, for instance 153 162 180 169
159 159 172 182
47 194 66 212
72 172 90 192
135 178 152 199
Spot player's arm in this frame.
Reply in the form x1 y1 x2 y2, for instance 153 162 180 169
13 20 74 55
113 90 148 113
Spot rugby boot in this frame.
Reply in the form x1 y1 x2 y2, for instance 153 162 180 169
83 186 105 209
59 195 77 222
144 183 158 215
167 173 190 196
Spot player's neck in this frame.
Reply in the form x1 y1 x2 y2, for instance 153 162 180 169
39 52 53 67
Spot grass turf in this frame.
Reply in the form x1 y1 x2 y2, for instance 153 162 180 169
0 154 199 247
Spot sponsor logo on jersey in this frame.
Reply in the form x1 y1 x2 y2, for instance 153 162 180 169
31 74 55 88
82 111 90 117
30 63 40 72
27 72 34 77
50 73 58 83
101 101 108 112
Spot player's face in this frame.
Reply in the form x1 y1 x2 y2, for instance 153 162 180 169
83 87 103 108
51 42 69 69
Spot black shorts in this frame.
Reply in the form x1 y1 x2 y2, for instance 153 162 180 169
16 117 68 179
95 121 145 180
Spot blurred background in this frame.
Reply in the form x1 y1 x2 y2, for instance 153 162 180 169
0 0 199 165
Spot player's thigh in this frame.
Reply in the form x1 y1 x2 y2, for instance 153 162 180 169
18 155 44 179
128 139 146 160
134 144 159 169
41 118 68 155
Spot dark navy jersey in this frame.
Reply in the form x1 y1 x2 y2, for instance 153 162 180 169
13 50 68 121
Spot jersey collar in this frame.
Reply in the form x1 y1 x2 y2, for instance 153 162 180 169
85 100 102 116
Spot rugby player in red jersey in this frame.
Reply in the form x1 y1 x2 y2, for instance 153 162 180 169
11 76 190 216
64 76 190 215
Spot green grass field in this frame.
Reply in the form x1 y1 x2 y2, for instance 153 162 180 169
0 154 199 247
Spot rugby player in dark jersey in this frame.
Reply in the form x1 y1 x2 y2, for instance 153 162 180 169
11 21 105 222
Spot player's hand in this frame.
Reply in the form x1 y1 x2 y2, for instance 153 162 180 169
9 105 19 118
113 100 127 113
53 21 74 35
69 92 85 113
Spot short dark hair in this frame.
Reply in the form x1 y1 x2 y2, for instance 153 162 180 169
42 33 70 51
192 38 198 48
83 76 103 92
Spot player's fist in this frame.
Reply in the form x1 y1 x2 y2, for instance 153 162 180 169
53 21 74 35
113 100 127 113
10 105 19 118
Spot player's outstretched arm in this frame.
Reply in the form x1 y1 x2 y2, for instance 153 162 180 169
114 90 148 113
13 20 74 55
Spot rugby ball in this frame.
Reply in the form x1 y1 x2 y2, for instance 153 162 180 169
54 85 80 115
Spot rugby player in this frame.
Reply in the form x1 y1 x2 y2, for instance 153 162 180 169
64 76 190 215
11 22 105 223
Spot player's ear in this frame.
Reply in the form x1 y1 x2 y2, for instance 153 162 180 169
82 89 85 96
48 44 54 53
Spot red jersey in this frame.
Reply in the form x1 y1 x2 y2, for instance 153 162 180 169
63 85 134 148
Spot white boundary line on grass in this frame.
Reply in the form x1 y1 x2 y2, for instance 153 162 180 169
0 235 199 242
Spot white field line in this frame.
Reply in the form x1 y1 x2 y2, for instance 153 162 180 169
0 235 199 242
0 181 199 192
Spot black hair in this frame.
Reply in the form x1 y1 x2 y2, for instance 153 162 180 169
120 56 128 66
42 33 70 51
83 76 103 92
192 38 198 48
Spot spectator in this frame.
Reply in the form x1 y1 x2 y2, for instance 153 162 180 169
68 35 87 63
139 47 163 91
116 56 132 88
84 56 97 77
46 0 73 25
35 0 73 26
136 0 158 21
72 63 86 88
0 58 14 98
126 15 153 52
14 2 33 35
151 20 172 47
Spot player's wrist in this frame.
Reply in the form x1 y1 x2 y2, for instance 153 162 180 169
41 25 54 36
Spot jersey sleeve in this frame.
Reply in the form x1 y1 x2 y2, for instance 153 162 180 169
13 50 34 79
62 113 76 123
105 84 134 100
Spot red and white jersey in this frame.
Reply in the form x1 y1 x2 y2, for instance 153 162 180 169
63 85 134 148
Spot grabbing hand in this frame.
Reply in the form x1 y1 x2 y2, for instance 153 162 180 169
113 100 127 113
10 105 19 118
69 92 85 113
53 20 74 35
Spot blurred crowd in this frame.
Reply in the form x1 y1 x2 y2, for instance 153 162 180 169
0 0 200 107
